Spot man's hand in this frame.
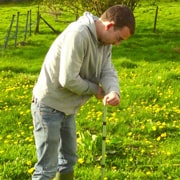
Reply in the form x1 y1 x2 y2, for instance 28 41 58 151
95 86 105 99
103 91 120 106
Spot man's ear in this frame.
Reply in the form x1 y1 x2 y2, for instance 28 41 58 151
105 21 115 31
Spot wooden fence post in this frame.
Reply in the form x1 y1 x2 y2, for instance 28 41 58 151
24 10 29 42
40 15 58 34
153 6 158 33
4 14 15 49
30 9 32 36
15 12 20 47
35 5 40 34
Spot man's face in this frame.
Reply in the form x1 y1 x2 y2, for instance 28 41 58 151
100 25 131 46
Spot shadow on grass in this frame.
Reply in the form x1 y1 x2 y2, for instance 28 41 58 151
0 65 40 74
112 31 180 63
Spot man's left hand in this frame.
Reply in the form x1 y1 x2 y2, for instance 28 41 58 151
103 91 120 106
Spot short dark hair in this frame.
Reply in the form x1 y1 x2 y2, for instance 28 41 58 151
100 5 135 35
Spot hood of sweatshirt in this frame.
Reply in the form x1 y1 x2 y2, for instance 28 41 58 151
77 12 99 44
77 12 103 77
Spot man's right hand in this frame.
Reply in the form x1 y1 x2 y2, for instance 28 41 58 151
95 86 105 99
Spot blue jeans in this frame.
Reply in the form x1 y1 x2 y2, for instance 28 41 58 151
31 99 77 180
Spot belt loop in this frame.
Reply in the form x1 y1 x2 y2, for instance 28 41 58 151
31 96 38 103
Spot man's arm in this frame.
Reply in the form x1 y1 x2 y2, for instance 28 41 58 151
59 30 99 96
100 50 120 106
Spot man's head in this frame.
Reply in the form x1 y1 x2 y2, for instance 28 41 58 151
100 5 135 35
96 5 135 46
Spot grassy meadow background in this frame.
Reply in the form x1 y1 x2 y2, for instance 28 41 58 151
0 1 179 180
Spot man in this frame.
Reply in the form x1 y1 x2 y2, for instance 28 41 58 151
31 4 135 180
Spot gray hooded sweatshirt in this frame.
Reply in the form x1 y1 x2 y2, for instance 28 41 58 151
33 12 120 115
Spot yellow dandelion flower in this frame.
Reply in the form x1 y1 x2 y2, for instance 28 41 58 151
29 138 33 142
111 166 117 171
0 150 5 154
28 167 34 174
128 132 132 136
114 118 118 122
145 140 151 144
4 140 9 144
29 126 33 130
96 111 102 117
106 139 110 143
161 132 167 138
78 158 84 164
18 122 21 126
162 122 166 126
152 126 157 131
157 136 161 141
146 171 151 175
27 161 32 166
129 157 133 162
6 135 12 139
111 112 117 117
109 117 114 121
77 138 81 144
127 107 131 111
14 141 18 145
20 111 24 115
92 135 97 141
166 151 171 156
130 113 135 117
26 109 30 113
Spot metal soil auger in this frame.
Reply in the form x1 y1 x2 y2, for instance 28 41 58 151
101 105 107 180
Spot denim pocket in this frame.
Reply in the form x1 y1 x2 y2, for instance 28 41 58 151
39 103 57 115
38 103 64 126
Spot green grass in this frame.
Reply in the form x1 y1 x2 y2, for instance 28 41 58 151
0 1 179 180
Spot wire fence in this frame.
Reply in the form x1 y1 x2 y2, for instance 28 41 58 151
1 9 35 49
1 3 179 50
0 6 62 50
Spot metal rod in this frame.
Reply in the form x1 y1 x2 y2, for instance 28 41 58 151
101 105 107 180
4 14 15 49
24 10 29 42
29 9 32 36
153 6 158 32
15 12 20 47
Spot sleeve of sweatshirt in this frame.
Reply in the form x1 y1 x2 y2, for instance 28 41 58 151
59 30 99 95
100 47 120 96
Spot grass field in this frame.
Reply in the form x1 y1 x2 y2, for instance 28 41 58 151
0 1 179 180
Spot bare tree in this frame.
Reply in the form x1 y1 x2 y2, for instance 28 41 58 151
41 0 140 21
